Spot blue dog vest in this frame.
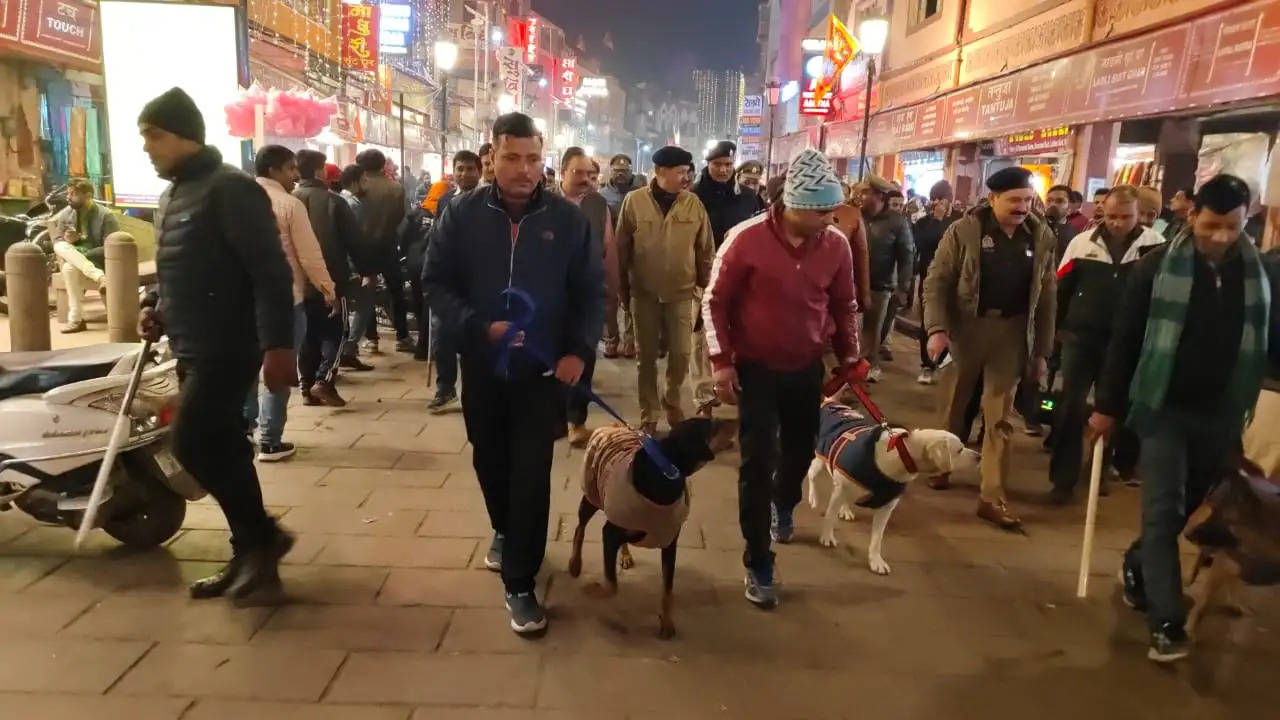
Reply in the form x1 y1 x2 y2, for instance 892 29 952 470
815 405 907 509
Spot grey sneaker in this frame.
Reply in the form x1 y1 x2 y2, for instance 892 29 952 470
484 533 504 572
505 590 548 634
1148 622 1189 663
744 566 778 610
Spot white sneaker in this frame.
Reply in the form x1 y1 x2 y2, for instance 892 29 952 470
867 366 883 383
916 369 934 385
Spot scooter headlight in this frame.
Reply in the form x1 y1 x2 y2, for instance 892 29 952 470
86 393 162 435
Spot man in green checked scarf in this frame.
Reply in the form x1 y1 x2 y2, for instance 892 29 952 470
1090 174 1279 664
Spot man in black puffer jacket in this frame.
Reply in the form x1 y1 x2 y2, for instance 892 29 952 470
692 141 766 249
293 149 372 404
424 113 603 635
137 88 296 605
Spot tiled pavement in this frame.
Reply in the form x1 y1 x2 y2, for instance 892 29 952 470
0 332 1277 719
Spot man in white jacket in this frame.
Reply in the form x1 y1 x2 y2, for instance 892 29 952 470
248 145 335 462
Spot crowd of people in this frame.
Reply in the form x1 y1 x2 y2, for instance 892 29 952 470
130 85 1276 663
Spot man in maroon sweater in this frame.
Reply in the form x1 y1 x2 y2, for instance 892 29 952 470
703 149 860 609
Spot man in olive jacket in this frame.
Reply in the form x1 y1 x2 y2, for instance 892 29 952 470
923 167 1057 530
616 145 714 432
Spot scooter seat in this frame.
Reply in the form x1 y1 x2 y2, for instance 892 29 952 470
0 343 140 401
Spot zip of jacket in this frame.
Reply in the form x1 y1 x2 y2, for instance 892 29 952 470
485 198 548 377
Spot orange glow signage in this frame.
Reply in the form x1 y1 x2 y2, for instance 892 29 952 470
812 14 858 106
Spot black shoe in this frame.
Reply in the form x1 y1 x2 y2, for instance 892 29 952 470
189 556 243 599
189 530 293 600
257 442 296 462
1148 622 1190 663
227 529 296 607
339 355 375 371
427 391 459 415
505 590 547 635
1120 562 1147 612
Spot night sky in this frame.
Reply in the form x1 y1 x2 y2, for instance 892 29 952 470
532 0 760 89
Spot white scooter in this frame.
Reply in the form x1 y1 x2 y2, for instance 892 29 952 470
0 342 205 548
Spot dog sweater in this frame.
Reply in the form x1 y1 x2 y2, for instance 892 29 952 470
582 426 690 549
815 405 906 509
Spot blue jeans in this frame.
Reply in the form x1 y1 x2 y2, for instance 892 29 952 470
430 311 457 398
342 282 376 358
244 304 306 446
1124 408 1237 631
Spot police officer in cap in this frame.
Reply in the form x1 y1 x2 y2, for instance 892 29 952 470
616 145 714 433
922 166 1058 530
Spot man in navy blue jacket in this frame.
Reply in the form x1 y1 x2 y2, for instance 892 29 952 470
423 113 604 635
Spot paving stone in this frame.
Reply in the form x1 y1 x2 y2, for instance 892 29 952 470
112 642 346 701
361 487 488 512
277 565 390 605
0 638 150 693
319 468 448 488
252 604 450 651
24 555 223 598
278 505 426 537
62 590 272 644
0 693 191 720
326 651 537 706
166 530 327 564
313 536 476 568
416 510 494 537
0 555 66 591
184 701 409 720
0 592 96 636
290 446 403 468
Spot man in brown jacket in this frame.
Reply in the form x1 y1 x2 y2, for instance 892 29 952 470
355 149 411 350
617 145 714 433
923 167 1057 530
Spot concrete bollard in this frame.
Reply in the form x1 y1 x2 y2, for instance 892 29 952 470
104 231 139 342
5 242 51 351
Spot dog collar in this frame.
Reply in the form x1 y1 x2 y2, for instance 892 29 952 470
886 431 918 475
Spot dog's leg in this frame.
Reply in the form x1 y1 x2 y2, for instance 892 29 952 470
806 456 826 510
568 497 599 578
619 544 635 570
1218 555 1250 618
584 521 626 599
819 477 845 548
658 534 679 639
866 497 901 576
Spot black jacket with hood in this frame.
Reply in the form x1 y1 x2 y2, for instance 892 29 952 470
422 183 605 380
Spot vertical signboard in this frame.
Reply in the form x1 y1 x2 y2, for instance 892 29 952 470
341 2 379 72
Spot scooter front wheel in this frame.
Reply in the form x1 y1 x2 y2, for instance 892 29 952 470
101 451 186 549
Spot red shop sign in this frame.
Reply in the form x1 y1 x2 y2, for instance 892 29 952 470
1181 2 1280 106
0 0 20 42
341 3 380 73
0 0 100 68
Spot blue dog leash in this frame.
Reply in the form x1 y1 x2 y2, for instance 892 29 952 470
495 287 682 480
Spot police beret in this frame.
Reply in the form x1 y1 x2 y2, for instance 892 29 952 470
652 145 693 168
986 166 1033 192
705 140 736 162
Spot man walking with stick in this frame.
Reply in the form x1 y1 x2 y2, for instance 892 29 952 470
136 87 297 604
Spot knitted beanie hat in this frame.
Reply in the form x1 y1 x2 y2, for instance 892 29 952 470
138 87 205 144
784 149 843 210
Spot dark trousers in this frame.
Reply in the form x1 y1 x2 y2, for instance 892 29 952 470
917 276 936 371
299 296 343 387
1050 340 1139 490
1123 409 1237 631
375 256 409 340
565 353 598 427
460 360 560 593
430 311 458 397
737 361 823 572
173 356 275 550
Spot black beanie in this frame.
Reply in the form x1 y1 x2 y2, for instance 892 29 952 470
138 87 205 144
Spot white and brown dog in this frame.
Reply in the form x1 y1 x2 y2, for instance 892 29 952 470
805 399 978 575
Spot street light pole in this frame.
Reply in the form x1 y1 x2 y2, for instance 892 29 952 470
764 80 780 177
440 74 449 160
856 57 875 182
